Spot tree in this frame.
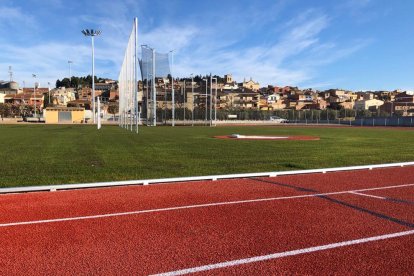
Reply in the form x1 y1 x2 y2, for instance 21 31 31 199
0 103 10 119
60 78 71 88
107 102 119 120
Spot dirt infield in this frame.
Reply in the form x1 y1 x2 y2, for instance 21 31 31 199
214 134 320 140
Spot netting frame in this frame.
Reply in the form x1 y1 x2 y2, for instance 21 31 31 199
118 17 139 133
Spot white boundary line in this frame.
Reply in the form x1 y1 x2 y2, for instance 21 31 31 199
350 191 386 200
151 230 414 276
1 161 413 194
1 183 413 228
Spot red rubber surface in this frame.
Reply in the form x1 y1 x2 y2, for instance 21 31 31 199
1 166 413 275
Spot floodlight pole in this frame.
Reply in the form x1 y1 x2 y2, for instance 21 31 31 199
81 29 101 124
32 74 37 118
191 73 194 126
170 50 175 127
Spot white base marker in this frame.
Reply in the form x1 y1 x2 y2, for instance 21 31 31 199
152 230 414 276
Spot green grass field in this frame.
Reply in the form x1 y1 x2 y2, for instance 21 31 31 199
0 124 413 188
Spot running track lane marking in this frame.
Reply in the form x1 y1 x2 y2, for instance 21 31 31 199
1 183 414 228
151 230 414 276
349 191 386 200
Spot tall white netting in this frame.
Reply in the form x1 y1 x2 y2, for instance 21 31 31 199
118 18 139 133
139 47 171 126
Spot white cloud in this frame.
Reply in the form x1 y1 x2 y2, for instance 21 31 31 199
0 1 370 89
161 9 369 88
0 6 34 24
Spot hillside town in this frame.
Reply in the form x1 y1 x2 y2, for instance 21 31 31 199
1 73 414 123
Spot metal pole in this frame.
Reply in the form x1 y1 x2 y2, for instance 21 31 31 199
134 17 139 133
68 61 73 87
204 79 207 122
152 48 156 126
48 82 51 106
33 75 36 118
213 78 217 125
209 74 212 127
170 50 175 127
92 35 96 124
183 80 186 125
191 74 194 126
146 58 149 125
97 96 101 130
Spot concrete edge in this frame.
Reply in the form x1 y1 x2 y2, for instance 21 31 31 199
1 161 413 194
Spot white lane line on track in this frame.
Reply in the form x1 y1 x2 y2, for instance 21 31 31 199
1 183 414 228
349 191 386 200
151 230 414 276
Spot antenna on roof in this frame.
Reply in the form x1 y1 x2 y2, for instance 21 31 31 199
8 66 13 82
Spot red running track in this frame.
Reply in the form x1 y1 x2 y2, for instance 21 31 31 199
1 167 414 275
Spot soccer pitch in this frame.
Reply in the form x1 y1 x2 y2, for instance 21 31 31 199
0 124 413 188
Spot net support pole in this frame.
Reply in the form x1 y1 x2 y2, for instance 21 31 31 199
171 51 175 127
210 73 212 127
152 48 156 126
134 17 139 133
97 97 101 129
92 35 96 124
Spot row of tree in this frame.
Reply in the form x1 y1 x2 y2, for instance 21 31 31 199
0 103 37 118
55 75 107 89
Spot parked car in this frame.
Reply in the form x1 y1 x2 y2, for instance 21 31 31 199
269 116 288 123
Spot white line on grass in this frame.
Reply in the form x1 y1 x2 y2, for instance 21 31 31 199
1 183 414 228
151 230 414 276
350 191 386 200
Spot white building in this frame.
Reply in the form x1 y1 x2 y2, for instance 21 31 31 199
354 99 384 110
266 94 280 104
52 87 76 106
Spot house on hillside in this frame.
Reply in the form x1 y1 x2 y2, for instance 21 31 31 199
241 77 260 92
354 99 384 111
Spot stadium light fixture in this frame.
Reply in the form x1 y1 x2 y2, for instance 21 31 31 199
81 29 101 124
32 74 37 118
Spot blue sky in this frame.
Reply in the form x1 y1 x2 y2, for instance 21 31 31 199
0 0 413 91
